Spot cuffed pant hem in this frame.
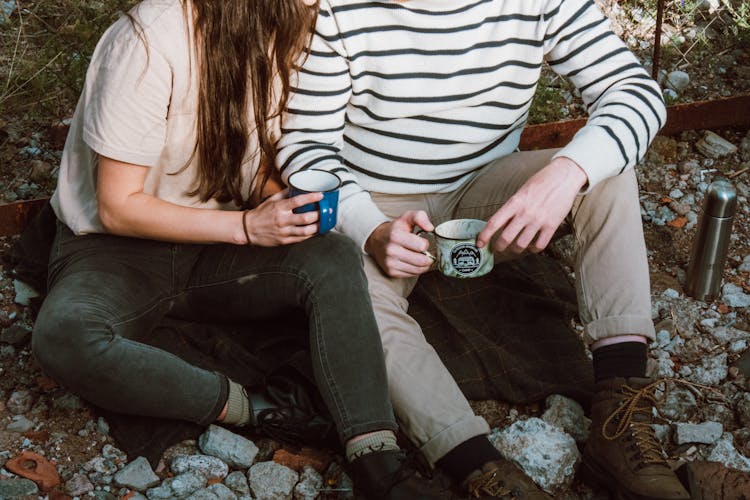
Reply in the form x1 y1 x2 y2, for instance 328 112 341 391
584 315 656 343
340 420 400 445
420 415 490 466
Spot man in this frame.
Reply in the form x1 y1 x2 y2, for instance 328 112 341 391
278 1 689 498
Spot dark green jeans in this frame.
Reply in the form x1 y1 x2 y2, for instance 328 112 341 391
32 221 397 442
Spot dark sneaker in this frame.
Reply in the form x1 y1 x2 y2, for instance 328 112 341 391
581 377 690 500
351 450 463 499
463 459 552 499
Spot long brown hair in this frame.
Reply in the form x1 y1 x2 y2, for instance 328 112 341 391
191 0 317 207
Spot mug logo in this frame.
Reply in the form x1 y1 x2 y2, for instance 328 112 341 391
451 244 482 275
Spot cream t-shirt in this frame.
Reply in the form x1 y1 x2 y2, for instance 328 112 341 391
52 0 263 235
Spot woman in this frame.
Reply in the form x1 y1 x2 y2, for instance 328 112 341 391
31 1 468 498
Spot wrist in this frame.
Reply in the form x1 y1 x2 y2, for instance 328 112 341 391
230 210 250 245
364 222 389 255
552 156 588 191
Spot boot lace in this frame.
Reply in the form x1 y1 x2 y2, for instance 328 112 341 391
601 378 720 467
466 469 514 498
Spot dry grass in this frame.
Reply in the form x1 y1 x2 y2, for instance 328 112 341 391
0 0 136 122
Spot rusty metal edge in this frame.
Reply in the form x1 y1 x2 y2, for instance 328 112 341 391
519 94 750 150
1 95 749 237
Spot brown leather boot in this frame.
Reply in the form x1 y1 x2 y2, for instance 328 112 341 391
581 377 690 500
463 458 552 499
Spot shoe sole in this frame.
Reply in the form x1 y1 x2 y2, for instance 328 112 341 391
580 455 672 500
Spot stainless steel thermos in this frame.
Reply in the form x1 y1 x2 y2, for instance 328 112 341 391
685 177 737 301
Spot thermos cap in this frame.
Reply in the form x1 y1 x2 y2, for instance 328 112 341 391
704 178 737 218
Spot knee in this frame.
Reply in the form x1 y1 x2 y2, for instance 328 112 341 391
303 233 366 285
32 299 103 381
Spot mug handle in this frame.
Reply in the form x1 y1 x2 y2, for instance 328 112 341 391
415 229 437 262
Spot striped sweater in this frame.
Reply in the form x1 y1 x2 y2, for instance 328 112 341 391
276 0 667 249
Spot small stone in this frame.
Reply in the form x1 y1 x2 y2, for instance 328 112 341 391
171 455 229 481
187 483 237 500
674 422 724 445
696 131 739 159
113 456 160 491
198 424 258 470
662 288 680 299
224 470 251 496
247 461 298 500
722 283 750 308
12 280 40 306
659 386 698 421
65 472 95 496
665 71 690 92
541 394 590 443
7 415 34 433
29 160 53 184
7 389 34 414
169 471 208 497
0 478 39 498
295 466 324 500
707 434 750 473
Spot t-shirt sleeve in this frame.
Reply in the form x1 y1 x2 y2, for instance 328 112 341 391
81 19 173 167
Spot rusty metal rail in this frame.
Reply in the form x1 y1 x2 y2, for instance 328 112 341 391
1 95 749 237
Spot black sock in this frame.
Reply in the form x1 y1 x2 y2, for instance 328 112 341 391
435 435 502 482
592 341 647 382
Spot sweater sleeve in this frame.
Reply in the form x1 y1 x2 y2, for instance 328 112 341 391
542 0 667 190
276 2 390 250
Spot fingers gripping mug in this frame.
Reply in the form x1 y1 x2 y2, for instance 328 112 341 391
287 170 341 235
421 219 494 278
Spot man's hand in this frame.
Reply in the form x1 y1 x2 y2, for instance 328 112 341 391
365 210 435 278
477 156 588 255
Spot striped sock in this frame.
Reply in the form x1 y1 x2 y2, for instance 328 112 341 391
346 430 400 462
222 379 252 426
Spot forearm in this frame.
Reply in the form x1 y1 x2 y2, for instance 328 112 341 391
99 192 246 245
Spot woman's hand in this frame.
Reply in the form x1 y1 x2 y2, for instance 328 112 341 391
242 190 324 246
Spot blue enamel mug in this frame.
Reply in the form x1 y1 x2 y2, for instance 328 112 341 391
287 170 341 235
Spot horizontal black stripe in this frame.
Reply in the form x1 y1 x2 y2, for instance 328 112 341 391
343 158 485 186
561 47 630 78
544 0 594 41
598 101 651 148
297 154 342 172
351 59 540 81
280 143 339 173
320 13 542 42
298 66 349 78
597 124 628 168
331 0 491 17
357 126 463 145
349 38 543 62
578 62 643 93
290 85 350 98
281 124 346 135
286 102 348 116
595 112 641 157
620 87 664 129
351 79 536 104
547 30 612 66
344 122 522 166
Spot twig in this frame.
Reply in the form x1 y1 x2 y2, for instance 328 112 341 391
0 50 64 106
728 167 749 179
5 0 24 92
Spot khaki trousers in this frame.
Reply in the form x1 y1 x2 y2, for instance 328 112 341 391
364 149 655 464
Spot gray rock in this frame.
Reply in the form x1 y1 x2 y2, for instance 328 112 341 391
247 461 298 500
84 456 119 475
722 283 750 308
739 255 750 273
199 425 259 469
102 444 127 463
707 433 750 473
541 394 590 443
65 472 95 496
225 470 251 496
674 421 723 445
710 326 750 345
7 414 34 433
6 389 34 414
489 418 579 493
696 131 738 159
0 478 39 498
737 393 750 427
170 470 209 497
113 456 160 491
187 483 238 500
665 71 690 92
652 424 671 442
0 324 32 346
171 455 229 481
91 491 117 500
53 392 86 410
659 386 698 421
688 353 728 385
144 482 175 500
13 279 40 306
294 466 323 500
662 88 679 104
